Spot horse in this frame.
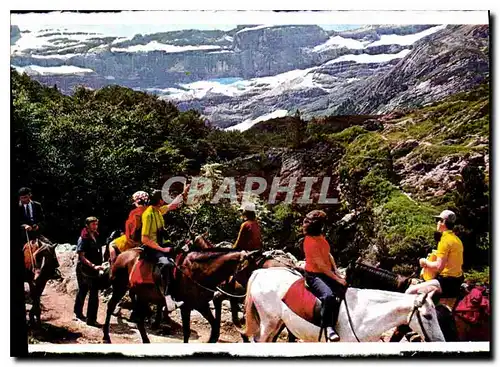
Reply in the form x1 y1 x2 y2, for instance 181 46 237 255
345 260 415 292
213 250 299 342
23 239 60 327
102 245 259 343
238 268 445 343
105 232 217 329
345 260 488 342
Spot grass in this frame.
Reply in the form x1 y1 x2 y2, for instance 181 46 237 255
408 144 472 166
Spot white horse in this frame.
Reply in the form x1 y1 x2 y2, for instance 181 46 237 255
239 268 446 342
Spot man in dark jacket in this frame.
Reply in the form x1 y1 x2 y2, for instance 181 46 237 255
18 187 45 242
73 216 104 327
18 187 61 279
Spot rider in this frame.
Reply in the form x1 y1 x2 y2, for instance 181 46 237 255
108 191 150 264
302 210 347 342
18 187 61 279
408 210 464 303
141 184 190 312
233 202 262 251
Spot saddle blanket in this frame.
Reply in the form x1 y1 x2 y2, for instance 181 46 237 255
282 278 319 325
129 259 154 287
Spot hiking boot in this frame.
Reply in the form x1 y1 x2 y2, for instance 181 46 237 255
326 327 340 342
74 313 86 322
86 320 103 328
165 295 184 312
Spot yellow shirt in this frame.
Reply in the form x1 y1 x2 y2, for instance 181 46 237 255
436 230 464 277
113 234 135 252
141 205 167 244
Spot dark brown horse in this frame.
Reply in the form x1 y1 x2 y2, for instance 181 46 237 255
213 250 298 342
102 243 257 343
23 240 59 326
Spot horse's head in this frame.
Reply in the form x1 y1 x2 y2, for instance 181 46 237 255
24 241 59 280
409 290 445 342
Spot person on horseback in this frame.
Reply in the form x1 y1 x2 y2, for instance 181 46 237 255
141 184 190 312
233 202 262 251
410 210 464 301
108 191 150 265
302 210 347 342
74 216 105 326
18 187 61 279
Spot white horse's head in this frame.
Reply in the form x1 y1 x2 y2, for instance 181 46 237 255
408 291 446 342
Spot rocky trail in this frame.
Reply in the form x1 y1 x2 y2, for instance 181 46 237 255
26 250 276 344
26 249 396 345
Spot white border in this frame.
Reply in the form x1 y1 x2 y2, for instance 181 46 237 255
4 2 495 361
10 10 489 26
29 342 490 356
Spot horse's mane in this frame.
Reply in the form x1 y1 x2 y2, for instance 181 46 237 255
347 261 403 291
187 249 241 263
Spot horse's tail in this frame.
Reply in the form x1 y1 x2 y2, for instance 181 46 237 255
236 271 260 339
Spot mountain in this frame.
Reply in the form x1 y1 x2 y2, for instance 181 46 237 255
11 24 488 129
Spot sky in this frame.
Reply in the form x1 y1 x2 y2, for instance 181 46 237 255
10 11 362 37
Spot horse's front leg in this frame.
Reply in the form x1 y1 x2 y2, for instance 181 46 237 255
181 306 191 343
212 291 224 326
103 285 127 343
27 281 37 326
197 303 219 343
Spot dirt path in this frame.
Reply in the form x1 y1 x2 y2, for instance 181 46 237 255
26 251 393 344
27 279 247 344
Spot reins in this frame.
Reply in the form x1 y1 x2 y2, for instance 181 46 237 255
169 255 248 298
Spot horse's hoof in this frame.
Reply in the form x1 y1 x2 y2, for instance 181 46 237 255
103 338 111 344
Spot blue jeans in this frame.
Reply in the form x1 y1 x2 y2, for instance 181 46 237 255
144 247 175 294
305 272 346 328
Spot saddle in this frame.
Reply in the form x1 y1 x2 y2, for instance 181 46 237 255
23 240 41 271
129 252 186 289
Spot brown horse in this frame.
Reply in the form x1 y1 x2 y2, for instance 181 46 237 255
102 243 257 343
213 250 298 342
23 240 59 326
107 234 215 330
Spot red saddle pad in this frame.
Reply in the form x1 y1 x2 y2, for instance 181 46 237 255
282 278 318 324
129 259 155 288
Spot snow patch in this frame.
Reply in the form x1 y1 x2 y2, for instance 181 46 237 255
225 109 289 132
12 64 94 75
368 25 447 47
327 49 411 64
235 25 277 35
111 41 221 53
30 53 80 60
313 35 367 52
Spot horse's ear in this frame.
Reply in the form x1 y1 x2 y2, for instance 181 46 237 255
427 289 436 303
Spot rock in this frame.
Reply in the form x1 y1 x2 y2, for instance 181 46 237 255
55 243 76 253
363 119 384 131
391 139 419 159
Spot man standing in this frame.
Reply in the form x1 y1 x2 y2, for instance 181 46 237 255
74 217 104 327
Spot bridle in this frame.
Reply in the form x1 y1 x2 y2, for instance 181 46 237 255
406 292 432 342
